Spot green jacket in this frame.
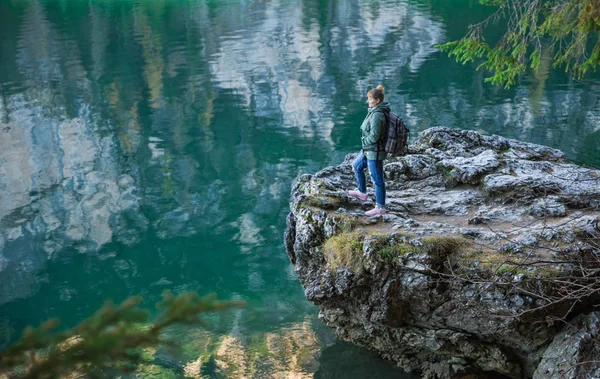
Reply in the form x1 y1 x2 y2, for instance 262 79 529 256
360 102 390 160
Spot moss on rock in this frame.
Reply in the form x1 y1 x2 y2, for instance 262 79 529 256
323 231 366 272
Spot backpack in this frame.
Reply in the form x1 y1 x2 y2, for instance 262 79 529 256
378 110 410 156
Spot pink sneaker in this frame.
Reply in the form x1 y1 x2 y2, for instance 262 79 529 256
348 190 368 201
365 206 386 216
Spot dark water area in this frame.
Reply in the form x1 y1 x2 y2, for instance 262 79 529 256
0 0 599 377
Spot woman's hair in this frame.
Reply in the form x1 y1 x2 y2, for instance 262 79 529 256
367 85 385 102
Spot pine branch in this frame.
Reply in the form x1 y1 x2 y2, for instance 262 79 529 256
436 0 600 87
0 291 243 378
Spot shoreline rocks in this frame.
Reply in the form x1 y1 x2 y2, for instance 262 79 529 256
284 127 600 378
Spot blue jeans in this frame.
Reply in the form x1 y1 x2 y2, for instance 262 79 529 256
352 152 386 207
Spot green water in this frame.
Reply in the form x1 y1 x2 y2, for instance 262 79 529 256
0 0 599 377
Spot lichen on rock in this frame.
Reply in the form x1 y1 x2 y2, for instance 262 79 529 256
284 127 600 379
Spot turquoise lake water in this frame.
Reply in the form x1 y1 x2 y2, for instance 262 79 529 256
0 0 599 377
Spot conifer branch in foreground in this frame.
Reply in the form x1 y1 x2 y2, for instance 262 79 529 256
436 0 600 87
0 291 243 379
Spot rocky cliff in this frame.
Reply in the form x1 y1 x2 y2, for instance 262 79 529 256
284 127 600 379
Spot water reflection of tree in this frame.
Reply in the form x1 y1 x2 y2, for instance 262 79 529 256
0 2 147 305
579 130 600 168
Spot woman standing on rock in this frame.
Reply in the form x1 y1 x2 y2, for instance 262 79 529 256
348 85 390 216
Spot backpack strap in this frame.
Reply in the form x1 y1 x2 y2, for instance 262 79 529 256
374 109 389 161
364 109 388 160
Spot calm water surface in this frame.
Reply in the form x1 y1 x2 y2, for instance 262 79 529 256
0 0 599 377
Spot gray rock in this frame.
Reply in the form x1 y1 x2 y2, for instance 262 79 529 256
533 312 600 379
528 197 567 217
438 149 500 185
400 154 440 180
468 205 525 225
284 127 600 379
